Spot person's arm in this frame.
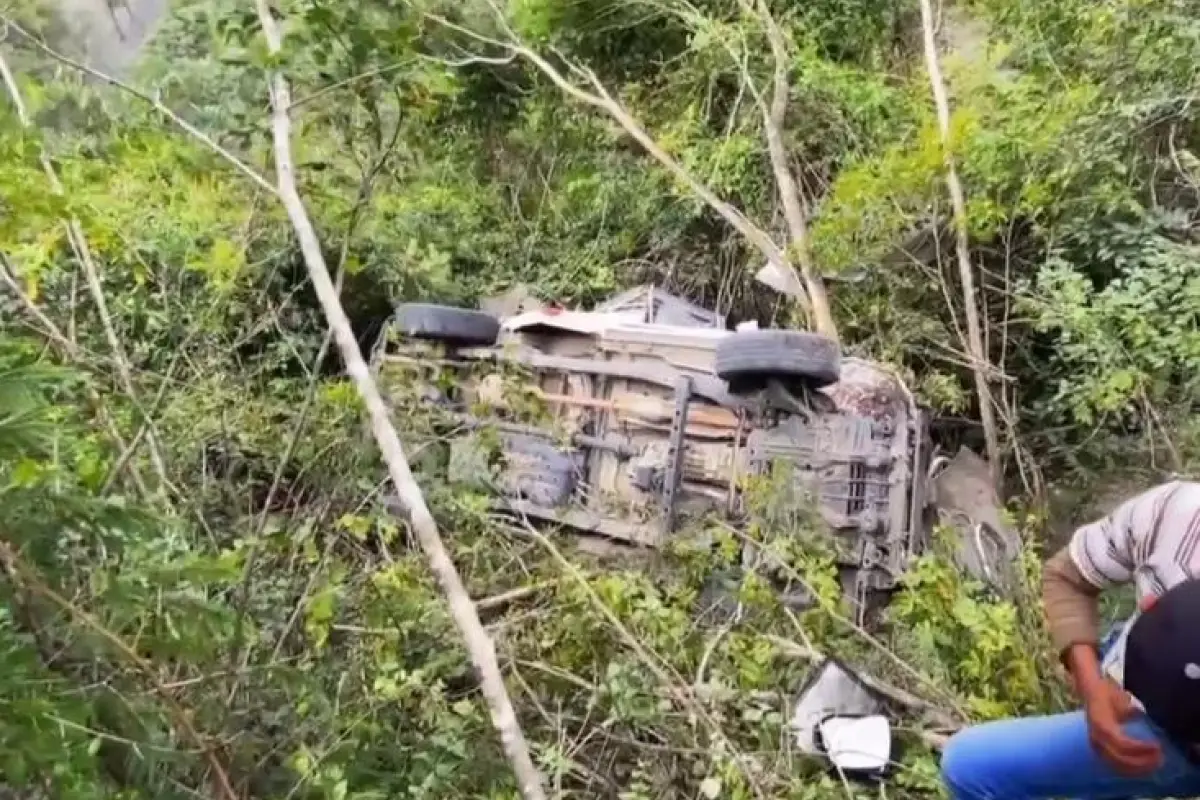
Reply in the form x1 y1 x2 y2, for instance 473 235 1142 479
1042 550 1106 692
1042 483 1179 683
1041 483 1179 776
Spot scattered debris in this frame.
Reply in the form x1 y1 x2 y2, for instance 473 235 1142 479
791 658 887 755
817 714 893 779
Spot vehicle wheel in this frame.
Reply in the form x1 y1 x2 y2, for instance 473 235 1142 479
958 521 1021 597
715 330 840 390
394 303 500 346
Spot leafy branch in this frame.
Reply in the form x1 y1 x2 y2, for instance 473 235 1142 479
424 2 842 339
0 47 176 490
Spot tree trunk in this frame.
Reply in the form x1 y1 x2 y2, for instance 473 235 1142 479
251 4 548 798
752 0 839 341
917 0 1003 488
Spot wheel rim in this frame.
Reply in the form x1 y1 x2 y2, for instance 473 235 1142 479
972 522 1008 585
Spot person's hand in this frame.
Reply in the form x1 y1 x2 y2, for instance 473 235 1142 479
1082 677 1163 776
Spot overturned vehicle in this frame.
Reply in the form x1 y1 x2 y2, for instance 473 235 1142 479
374 284 1019 621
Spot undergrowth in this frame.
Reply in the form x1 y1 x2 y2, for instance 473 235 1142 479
236 343 1074 799
386 470 1069 799
0 331 1075 800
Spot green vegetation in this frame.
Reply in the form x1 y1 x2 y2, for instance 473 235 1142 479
1 0 1197 796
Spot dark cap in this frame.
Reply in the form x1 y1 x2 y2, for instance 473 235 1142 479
1124 578 1200 744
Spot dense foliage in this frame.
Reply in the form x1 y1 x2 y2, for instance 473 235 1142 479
0 0 1197 796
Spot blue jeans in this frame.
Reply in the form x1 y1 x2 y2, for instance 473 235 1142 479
941 712 1200 800
941 625 1200 800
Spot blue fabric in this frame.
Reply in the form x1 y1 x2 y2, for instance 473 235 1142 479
940 621 1200 800
941 710 1200 800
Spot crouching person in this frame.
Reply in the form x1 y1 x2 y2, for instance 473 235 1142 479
941 481 1200 800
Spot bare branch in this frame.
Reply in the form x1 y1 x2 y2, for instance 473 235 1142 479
0 254 75 353
290 58 419 110
916 0 1003 485
99 348 184 494
68 221 174 484
250 2 547 797
739 0 838 340
476 582 553 611
426 12 800 307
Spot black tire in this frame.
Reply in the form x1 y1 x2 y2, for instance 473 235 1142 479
715 330 840 389
394 303 500 346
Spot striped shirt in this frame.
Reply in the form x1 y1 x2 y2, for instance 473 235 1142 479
1067 480 1200 684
